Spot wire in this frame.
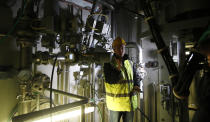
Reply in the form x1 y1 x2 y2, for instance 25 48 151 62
50 55 58 108
7 102 19 122
89 97 104 122
198 26 210 44
95 104 103 122
0 0 27 42
137 107 151 122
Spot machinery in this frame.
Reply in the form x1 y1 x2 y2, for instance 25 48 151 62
0 0 210 122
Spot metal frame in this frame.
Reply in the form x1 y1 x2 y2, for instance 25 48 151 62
12 88 89 122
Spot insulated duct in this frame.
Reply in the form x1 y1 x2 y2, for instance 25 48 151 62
143 1 178 86
173 52 205 99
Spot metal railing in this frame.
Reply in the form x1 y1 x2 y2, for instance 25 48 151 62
12 88 89 122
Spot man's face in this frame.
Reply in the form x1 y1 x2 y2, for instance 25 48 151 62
114 45 125 58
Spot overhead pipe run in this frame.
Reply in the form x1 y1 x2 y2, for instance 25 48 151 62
142 1 178 86
142 1 179 122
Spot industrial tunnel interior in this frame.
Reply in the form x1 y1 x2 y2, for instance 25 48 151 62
0 0 210 122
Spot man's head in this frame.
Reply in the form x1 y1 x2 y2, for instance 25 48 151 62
112 37 126 58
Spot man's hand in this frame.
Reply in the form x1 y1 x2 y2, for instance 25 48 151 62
133 86 141 92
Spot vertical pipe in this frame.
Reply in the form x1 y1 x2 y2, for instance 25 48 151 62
18 85 31 115
64 64 70 104
36 94 40 111
55 62 60 105
19 45 32 70
101 67 105 122
81 66 87 122
143 83 145 122
44 0 55 30
89 64 94 122
188 78 197 122
81 105 85 122
32 47 37 76
18 44 32 116
154 84 157 122
91 63 95 122
18 101 31 115
60 62 64 105
136 94 140 122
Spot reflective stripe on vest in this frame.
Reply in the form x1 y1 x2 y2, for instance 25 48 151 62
105 59 138 111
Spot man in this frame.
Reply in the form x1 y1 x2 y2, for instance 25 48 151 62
192 31 210 122
103 37 141 122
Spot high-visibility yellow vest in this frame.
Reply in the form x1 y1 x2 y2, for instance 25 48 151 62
104 59 138 111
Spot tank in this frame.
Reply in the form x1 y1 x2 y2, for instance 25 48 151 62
0 35 19 122
0 71 18 122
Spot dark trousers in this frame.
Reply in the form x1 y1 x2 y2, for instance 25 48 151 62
110 110 134 122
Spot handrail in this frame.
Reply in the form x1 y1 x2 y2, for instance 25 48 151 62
12 88 89 122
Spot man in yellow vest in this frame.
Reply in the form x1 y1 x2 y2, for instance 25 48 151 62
103 37 141 122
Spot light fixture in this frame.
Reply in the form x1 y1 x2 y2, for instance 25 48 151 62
34 107 94 122
185 51 190 55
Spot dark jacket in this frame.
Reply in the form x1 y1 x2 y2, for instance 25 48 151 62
103 54 141 87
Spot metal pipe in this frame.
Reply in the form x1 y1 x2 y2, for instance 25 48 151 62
88 64 93 122
92 63 95 122
89 63 96 122
153 83 157 122
54 61 60 105
13 100 89 122
81 105 85 122
36 94 40 111
60 62 64 104
32 47 37 76
64 64 70 104
101 66 105 122
18 101 31 115
19 45 32 70
46 88 88 100
18 85 31 115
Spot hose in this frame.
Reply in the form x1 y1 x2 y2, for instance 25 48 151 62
7 102 19 122
50 55 58 108
96 104 103 122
